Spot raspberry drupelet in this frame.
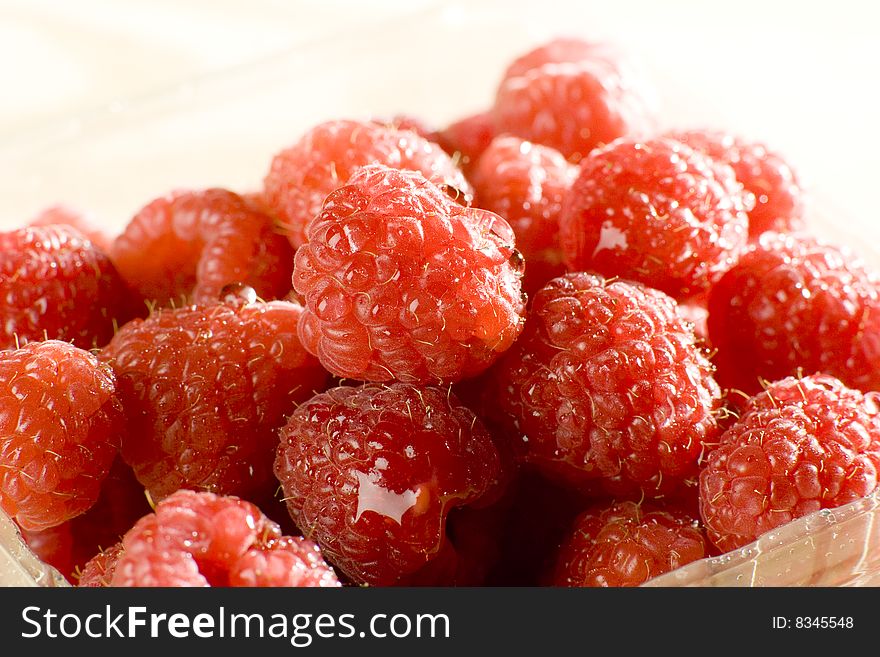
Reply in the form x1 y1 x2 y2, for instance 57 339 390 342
559 137 750 299
293 164 526 384
707 232 880 396
263 119 473 248
111 188 294 307
0 341 124 531
667 129 805 239
699 374 880 553
493 38 655 164
471 135 577 295
274 383 501 586
554 501 709 587
1 224 135 350
100 292 328 502
488 272 722 499
82 490 341 587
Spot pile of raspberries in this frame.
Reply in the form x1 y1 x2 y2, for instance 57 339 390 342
2 37 879 588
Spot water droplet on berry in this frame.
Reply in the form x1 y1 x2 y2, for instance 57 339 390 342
354 470 418 524
220 282 257 306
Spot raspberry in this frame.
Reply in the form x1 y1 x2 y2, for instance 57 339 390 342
111 188 294 307
667 130 804 238
489 272 722 498
274 383 501 586
263 119 473 248
293 164 526 384
29 205 111 252
559 138 750 299
435 111 496 174
471 136 576 295
1 225 134 350
699 374 880 553
100 295 328 501
493 42 654 163
554 501 708 587
20 457 151 583
707 233 880 395
99 490 340 587
0 341 123 531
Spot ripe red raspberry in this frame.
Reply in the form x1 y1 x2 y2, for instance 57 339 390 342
20 457 151 583
554 501 709 587
97 490 341 587
274 383 501 586
29 204 112 252
111 188 294 307
435 111 496 174
293 164 526 384
263 119 473 248
707 233 880 396
471 136 577 295
559 138 750 299
101 294 328 501
489 272 722 498
0 341 123 531
493 41 654 163
667 130 804 239
699 374 880 553
1 225 134 350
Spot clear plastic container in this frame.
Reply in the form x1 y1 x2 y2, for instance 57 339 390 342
1 0 878 586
